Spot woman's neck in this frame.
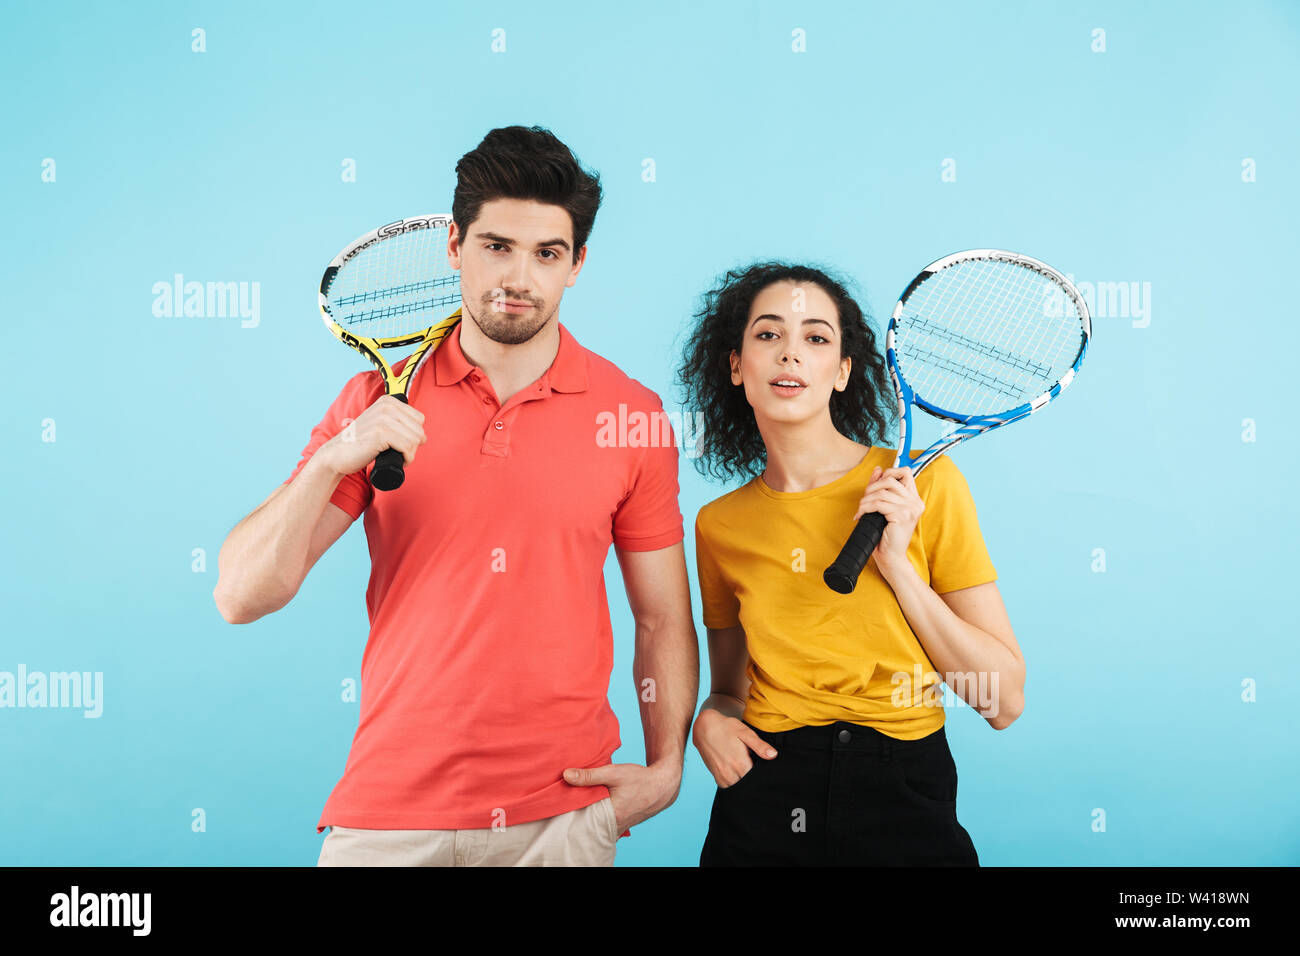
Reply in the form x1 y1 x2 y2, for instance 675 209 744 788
757 417 870 493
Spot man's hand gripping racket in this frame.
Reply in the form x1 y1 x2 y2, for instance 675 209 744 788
823 249 1091 594
318 214 462 491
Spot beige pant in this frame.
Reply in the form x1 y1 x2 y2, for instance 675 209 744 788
317 796 620 867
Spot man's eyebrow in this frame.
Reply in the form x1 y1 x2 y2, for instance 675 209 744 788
474 231 572 251
748 314 836 332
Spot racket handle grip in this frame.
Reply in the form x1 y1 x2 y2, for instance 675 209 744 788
823 511 888 594
370 394 409 492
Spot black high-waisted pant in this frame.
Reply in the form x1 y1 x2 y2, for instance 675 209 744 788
699 720 979 866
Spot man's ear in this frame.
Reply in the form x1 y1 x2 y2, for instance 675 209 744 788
566 244 588 287
447 220 463 269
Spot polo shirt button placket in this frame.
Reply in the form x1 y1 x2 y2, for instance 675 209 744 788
482 409 509 455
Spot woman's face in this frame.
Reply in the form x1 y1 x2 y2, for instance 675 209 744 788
730 280 851 425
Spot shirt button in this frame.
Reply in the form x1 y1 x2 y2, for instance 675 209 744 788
482 396 492 404
493 421 504 430
837 729 852 743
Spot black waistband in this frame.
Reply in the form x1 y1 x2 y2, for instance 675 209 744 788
743 719 949 761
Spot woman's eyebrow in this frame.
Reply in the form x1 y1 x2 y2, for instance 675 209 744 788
748 314 835 331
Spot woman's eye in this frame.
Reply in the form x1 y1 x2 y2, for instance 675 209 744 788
810 335 829 344
757 330 777 340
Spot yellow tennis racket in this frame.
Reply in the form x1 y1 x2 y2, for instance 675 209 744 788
318 214 462 491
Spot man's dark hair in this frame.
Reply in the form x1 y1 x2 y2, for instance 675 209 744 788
453 126 602 262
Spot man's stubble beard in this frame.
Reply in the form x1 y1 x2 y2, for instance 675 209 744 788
464 297 557 346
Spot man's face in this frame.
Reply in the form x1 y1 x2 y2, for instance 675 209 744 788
448 197 586 345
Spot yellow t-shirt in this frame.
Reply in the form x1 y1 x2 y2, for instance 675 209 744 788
694 446 997 740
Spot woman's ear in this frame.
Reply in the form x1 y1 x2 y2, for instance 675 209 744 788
730 349 742 386
835 356 851 391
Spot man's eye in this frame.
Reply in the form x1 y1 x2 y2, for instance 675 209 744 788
539 249 557 260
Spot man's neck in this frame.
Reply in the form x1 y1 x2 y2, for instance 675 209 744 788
458 314 561 406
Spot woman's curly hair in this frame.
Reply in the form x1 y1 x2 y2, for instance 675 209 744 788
675 261 896 485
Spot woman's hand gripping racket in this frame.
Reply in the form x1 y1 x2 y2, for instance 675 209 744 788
822 249 1091 594
318 214 462 491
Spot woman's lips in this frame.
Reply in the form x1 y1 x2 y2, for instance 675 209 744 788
770 382 806 397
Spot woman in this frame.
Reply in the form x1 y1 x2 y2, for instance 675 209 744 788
677 262 1025 866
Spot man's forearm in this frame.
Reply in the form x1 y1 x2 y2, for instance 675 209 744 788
632 615 699 774
213 454 344 623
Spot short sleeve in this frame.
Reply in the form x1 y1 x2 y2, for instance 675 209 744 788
611 395 685 552
284 371 379 520
918 454 997 594
695 512 740 629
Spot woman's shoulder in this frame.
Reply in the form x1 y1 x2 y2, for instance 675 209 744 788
695 478 762 535
912 452 975 501
697 485 750 520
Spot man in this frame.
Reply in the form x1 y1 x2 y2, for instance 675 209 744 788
213 126 698 866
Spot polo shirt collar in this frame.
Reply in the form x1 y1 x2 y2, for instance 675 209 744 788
434 318 588 393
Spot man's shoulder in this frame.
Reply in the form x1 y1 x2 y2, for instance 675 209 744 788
315 367 385 413
578 339 667 409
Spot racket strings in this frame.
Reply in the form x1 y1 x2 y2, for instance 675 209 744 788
334 274 458 307
899 325 1042 405
895 257 1083 416
327 224 459 340
338 286 461 329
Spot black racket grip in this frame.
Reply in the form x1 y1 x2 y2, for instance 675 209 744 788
823 511 888 594
369 394 409 492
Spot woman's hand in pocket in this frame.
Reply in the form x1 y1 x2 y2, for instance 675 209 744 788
692 708 778 787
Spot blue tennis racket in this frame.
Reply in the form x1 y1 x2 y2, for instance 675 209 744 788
823 249 1091 594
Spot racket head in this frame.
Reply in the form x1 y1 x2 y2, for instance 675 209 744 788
884 249 1091 474
318 214 462 395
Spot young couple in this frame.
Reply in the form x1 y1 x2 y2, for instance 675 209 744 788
214 125 1025 867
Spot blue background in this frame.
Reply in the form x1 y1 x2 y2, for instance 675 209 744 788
2 0 1297 866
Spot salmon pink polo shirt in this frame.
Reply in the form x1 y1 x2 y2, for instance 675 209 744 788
285 320 684 837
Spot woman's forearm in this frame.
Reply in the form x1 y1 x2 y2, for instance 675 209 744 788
877 559 1025 727
698 692 746 721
